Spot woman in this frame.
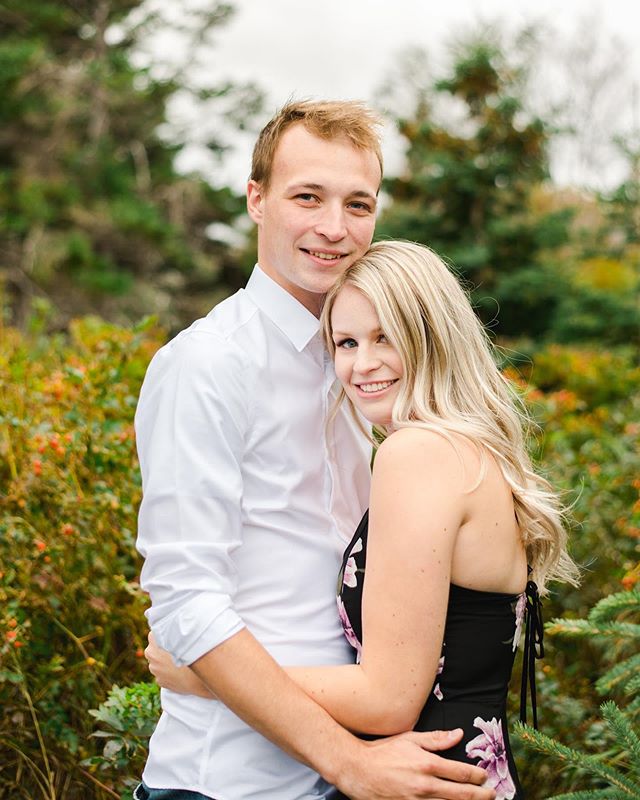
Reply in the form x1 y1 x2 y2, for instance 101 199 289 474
147 241 579 799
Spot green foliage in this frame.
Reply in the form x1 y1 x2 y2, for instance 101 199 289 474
378 31 566 337
379 29 639 345
506 344 640 610
516 587 640 798
0 1 259 332
548 590 640 712
0 315 165 798
83 682 160 795
502 342 640 798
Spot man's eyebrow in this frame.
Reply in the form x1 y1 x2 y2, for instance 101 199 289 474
350 190 378 203
288 183 324 192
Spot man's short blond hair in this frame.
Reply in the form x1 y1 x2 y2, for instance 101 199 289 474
250 99 384 190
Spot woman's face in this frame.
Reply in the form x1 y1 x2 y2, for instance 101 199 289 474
330 284 404 428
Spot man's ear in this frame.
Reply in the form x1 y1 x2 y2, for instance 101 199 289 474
247 180 264 224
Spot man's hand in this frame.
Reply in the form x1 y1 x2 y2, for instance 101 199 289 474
145 632 215 698
336 729 496 800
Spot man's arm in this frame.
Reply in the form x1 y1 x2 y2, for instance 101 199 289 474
191 629 494 800
144 612 495 799
135 330 249 665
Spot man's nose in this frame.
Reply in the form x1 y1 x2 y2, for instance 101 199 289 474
314 204 347 241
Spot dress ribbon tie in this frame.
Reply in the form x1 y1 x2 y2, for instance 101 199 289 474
519 579 544 729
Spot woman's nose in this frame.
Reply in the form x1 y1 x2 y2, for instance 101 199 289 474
354 346 382 374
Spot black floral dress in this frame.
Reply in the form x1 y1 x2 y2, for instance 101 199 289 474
336 510 543 800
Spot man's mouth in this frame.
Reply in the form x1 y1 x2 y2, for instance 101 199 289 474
302 249 345 261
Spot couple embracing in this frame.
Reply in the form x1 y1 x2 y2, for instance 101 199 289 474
134 100 578 800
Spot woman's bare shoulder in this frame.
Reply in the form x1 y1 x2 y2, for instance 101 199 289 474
375 426 481 476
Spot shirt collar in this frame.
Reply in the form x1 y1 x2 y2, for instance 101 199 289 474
245 265 320 352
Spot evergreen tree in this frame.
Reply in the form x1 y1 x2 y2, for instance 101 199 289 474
377 30 576 338
549 133 640 346
517 586 640 798
0 0 261 330
600 132 640 251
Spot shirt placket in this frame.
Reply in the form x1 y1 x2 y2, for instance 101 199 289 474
306 332 339 535
322 344 349 546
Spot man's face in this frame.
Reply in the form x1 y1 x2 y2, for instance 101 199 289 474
247 124 381 316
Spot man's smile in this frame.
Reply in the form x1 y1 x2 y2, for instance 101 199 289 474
301 248 347 262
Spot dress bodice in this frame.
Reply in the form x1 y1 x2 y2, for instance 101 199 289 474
337 509 542 800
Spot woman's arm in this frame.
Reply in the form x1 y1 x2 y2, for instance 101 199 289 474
147 429 469 734
286 429 467 735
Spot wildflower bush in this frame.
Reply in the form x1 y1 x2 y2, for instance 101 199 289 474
0 314 164 799
504 343 640 798
0 316 638 798
513 344 640 609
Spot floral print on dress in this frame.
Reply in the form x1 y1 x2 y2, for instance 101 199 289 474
433 655 445 700
336 595 362 662
343 537 363 588
512 593 526 652
465 717 516 800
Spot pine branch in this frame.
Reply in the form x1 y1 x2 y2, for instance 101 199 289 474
545 619 640 640
597 654 640 696
626 675 640 697
590 590 640 624
601 701 640 775
515 723 640 796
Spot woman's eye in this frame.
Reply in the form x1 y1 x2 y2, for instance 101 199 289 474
378 333 388 344
336 338 357 349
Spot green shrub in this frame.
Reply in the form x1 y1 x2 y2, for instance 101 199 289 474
516 588 640 798
83 682 160 799
0 315 164 799
505 343 640 798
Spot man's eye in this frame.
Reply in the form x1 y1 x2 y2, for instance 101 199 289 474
348 202 372 213
296 193 317 202
335 338 357 349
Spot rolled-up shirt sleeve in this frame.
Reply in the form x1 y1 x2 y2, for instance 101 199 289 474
135 329 250 666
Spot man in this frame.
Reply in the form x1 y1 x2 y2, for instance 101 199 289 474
135 100 494 800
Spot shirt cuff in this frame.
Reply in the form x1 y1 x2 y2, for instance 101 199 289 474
149 595 246 667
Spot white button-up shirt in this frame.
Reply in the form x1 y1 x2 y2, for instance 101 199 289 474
135 265 372 799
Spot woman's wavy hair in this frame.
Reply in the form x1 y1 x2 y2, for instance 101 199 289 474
321 240 579 594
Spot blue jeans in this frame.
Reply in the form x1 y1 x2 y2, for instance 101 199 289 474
134 781 345 800
134 783 214 800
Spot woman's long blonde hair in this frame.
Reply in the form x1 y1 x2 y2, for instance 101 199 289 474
322 240 579 594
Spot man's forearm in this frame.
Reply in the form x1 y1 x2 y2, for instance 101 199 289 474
191 629 496 800
191 628 362 786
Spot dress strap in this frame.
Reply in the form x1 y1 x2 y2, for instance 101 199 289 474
519 579 544 728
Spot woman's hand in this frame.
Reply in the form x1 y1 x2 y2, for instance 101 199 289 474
145 631 216 699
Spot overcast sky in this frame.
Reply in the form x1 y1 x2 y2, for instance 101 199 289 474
152 0 640 192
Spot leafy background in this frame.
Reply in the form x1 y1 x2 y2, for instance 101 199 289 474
0 2 638 798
